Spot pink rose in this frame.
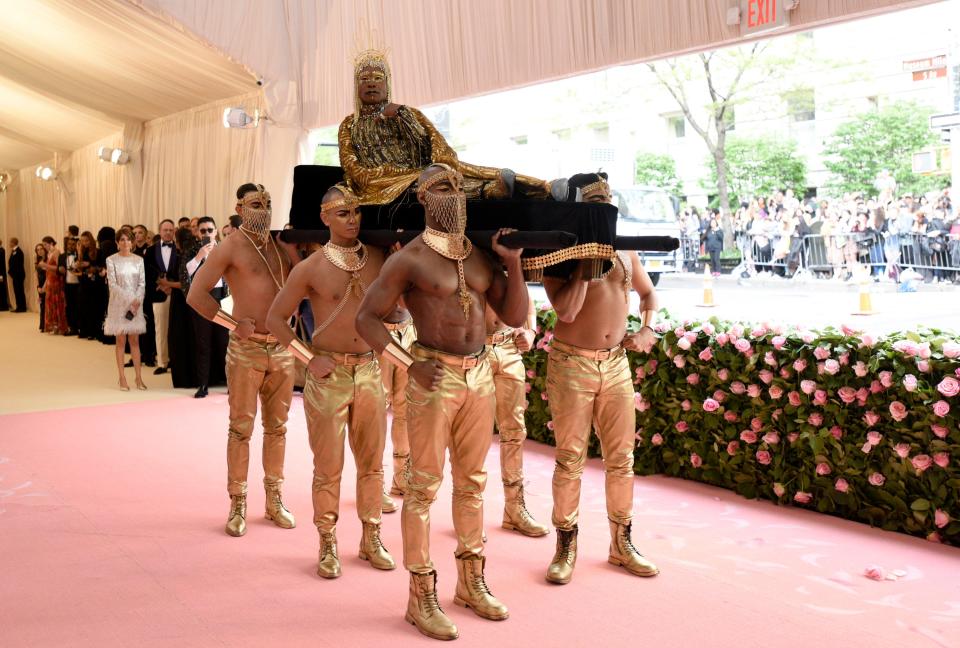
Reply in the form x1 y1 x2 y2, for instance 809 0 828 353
730 324 745 338
935 509 950 528
788 391 802 407
800 380 817 395
773 483 786 497
933 452 949 468
724 410 738 422
698 347 714 362
937 376 959 398
690 453 702 468
751 326 767 339
787 432 799 443
814 346 831 361
764 351 777 366
686 373 700 385
684 331 698 343
894 443 911 459
903 374 918 392
525 383 532 393
933 400 951 418
734 338 751 354
651 433 663 446
801 331 816 344
835 478 849 493
731 381 746 395
864 565 886 581
931 424 948 439
769 385 784 399
911 454 933 473
928 532 942 543
838 352 850 366
681 399 691 411
824 359 840 375
869 380 883 394
942 341 960 358
878 371 893 387
861 441 873 454
541 392 549 401
526 369 535 379
853 361 868 377
702 398 720 413
547 420 555 431
716 332 729 346
830 426 843 440
813 390 827 406
807 412 823 427
701 323 716 336
759 370 774 384
740 430 757 443
712 390 726 403
893 340 919 356
864 411 880 427
779 368 792 379
866 430 883 446
841 323 859 336
762 431 779 445
750 417 763 432
816 462 832 476
793 358 808 372
673 326 686 338
677 337 692 351
918 359 930 373
889 401 908 422
646 359 658 372
856 387 869 405
747 384 761 399
675 421 689 433
793 491 812 504
673 355 687 369
837 386 857 405
772 335 787 350
717 368 730 381
756 450 772 465
868 472 886 486
919 343 931 359
726 440 740 455
860 333 876 348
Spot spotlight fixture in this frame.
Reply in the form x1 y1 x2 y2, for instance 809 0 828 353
0 171 10 192
36 165 57 181
223 107 261 129
97 147 130 165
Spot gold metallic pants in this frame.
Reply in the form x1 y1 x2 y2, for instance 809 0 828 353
402 344 496 573
546 340 635 530
487 338 528 485
226 335 295 496
304 351 386 533
379 323 417 457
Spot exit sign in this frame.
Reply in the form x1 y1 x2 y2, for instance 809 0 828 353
741 0 789 36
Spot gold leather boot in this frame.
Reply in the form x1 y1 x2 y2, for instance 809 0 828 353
390 452 410 496
609 520 659 577
381 490 398 514
406 571 459 641
264 485 296 529
359 522 396 570
502 482 549 537
545 526 578 584
225 494 247 537
317 532 341 579
453 554 509 621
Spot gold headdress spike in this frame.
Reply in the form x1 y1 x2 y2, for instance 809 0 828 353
353 47 391 117
321 184 361 217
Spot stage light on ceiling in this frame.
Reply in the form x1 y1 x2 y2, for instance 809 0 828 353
0 171 10 192
36 166 57 181
98 146 113 162
223 107 261 129
97 147 130 165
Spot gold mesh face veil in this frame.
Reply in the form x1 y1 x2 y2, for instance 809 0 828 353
238 186 272 241
354 49 391 117
418 165 467 234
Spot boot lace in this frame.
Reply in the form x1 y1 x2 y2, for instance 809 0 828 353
556 530 575 565
620 524 640 556
230 496 246 519
366 525 384 550
269 491 287 512
321 535 338 560
471 571 493 596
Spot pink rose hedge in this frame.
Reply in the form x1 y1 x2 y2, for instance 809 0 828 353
524 309 960 546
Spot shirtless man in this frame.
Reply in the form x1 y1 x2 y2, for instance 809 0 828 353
187 183 299 538
484 299 549 537
356 164 528 641
266 184 394 579
541 173 660 584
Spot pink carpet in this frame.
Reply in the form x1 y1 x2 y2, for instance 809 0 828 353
1 395 958 648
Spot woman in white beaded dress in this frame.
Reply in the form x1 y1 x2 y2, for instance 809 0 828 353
105 230 147 391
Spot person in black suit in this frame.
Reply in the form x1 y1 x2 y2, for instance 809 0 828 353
7 238 26 312
145 219 180 374
0 240 8 311
132 224 156 366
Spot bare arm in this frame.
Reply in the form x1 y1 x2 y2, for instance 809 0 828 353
266 261 311 349
355 253 410 354
485 230 528 327
542 261 591 323
185 245 230 322
629 251 658 315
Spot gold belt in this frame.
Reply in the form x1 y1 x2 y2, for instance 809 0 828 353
246 332 278 343
413 343 488 370
485 328 514 346
384 318 413 332
551 339 623 361
314 349 376 366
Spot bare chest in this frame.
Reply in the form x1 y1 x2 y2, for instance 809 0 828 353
411 251 491 298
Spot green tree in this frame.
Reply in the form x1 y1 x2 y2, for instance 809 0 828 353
634 152 683 196
703 136 807 208
823 101 945 197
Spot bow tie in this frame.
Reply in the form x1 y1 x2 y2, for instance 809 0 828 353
161 242 174 248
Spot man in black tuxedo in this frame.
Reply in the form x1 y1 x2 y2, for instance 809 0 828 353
146 220 179 375
132 224 156 366
182 216 228 397
7 238 26 312
0 240 8 311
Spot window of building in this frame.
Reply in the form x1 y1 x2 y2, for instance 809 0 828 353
590 122 610 144
510 135 528 145
552 128 572 141
784 88 815 122
667 115 686 138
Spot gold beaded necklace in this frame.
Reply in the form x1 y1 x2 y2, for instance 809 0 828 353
421 226 473 319
239 228 285 291
314 241 368 335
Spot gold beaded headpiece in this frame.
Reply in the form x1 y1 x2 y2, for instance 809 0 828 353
353 48 391 117
237 185 272 241
320 184 361 217
416 163 463 197
580 176 612 203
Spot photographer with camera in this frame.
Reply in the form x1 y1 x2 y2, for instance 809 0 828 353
183 216 228 398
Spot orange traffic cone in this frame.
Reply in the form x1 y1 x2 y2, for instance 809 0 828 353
697 264 716 308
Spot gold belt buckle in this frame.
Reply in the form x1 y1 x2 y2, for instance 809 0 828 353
343 353 368 366
461 355 480 369
594 349 611 361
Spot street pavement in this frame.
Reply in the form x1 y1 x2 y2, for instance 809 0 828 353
528 272 959 335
